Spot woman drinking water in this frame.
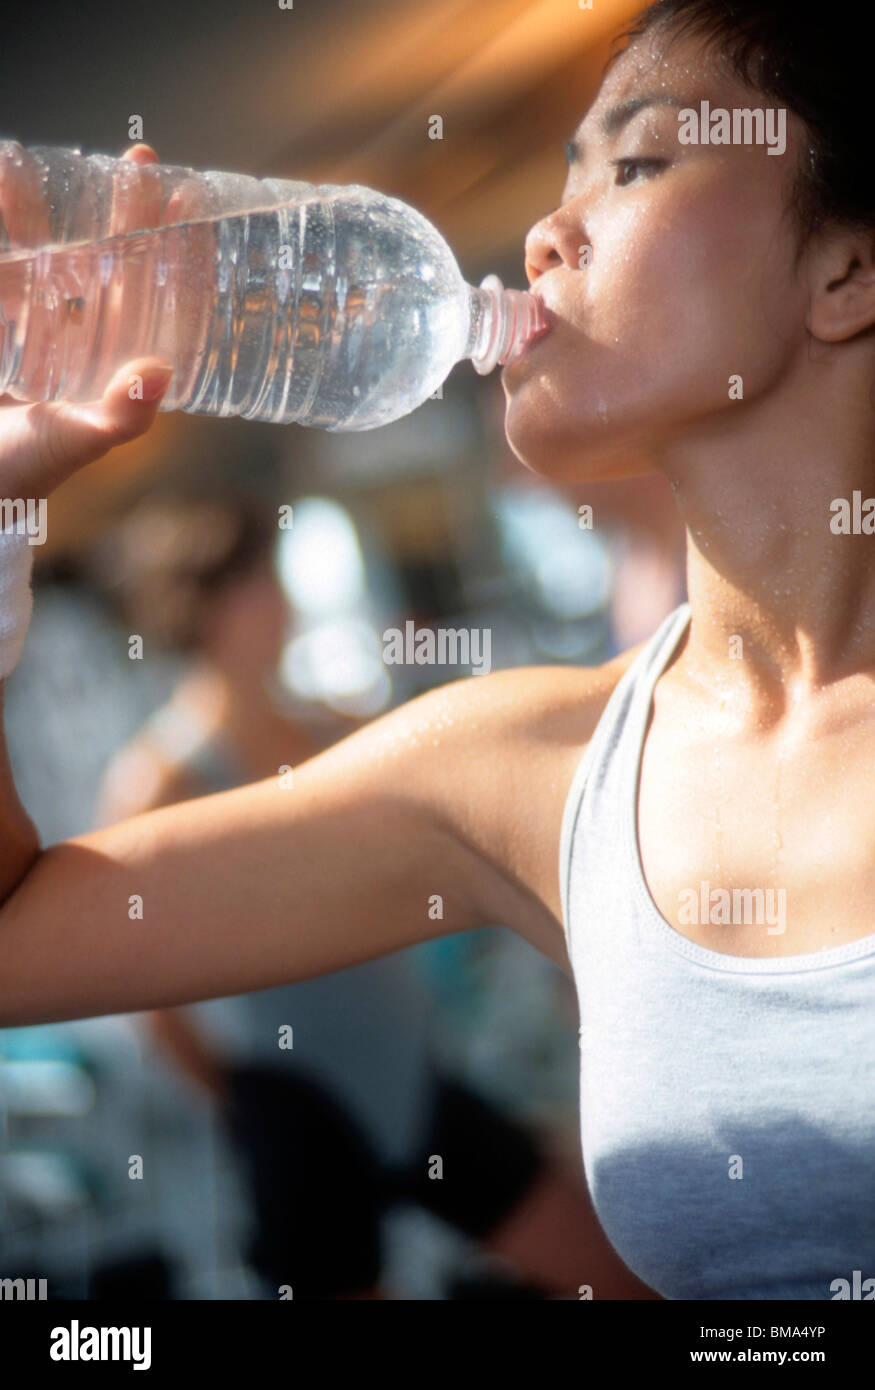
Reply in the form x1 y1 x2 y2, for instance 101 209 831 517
0 0 873 1299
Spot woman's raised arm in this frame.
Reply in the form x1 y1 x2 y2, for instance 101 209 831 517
0 142 595 1031
0 665 582 1027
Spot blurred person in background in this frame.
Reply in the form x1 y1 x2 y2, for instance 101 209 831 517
89 489 656 1300
483 387 687 655
574 475 687 653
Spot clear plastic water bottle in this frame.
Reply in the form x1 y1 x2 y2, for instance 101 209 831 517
0 142 549 431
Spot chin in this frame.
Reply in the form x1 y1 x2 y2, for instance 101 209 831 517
503 395 655 485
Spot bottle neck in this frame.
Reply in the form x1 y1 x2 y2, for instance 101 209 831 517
466 274 547 374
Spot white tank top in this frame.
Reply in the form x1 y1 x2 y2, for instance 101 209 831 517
559 604 875 1299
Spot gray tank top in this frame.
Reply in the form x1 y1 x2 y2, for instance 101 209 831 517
559 603 875 1300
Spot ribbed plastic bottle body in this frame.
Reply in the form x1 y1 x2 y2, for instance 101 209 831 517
0 143 316 251
0 144 473 430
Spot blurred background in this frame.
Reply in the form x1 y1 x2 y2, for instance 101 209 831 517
0 0 685 1299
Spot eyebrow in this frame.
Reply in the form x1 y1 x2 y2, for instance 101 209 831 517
565 93 689 166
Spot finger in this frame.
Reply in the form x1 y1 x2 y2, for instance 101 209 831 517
40 357 174 477
110 152 164 237
0 358 173 498
122 145 207 228
122 144 159 166
0 141 52 247
165 176 207 224
71 356 175 446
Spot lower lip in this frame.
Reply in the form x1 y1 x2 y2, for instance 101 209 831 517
502 321 553 370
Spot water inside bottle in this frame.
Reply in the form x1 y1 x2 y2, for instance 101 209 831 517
0 197 473 428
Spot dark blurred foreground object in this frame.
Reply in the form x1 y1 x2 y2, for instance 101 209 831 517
225 1064 383 1299
88 1249 175 1300
224 1065 546 1300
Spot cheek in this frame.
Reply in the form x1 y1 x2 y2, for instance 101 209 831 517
596 174 798 398
593 192 766 350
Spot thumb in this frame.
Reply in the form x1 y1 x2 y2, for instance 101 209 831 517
74 357 175 449
0 358 174 500
28 357 175 490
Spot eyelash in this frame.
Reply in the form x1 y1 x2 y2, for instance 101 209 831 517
611 157 666 186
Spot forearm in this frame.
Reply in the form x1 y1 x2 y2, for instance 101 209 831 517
0 705 486 1028
0 668 577 1031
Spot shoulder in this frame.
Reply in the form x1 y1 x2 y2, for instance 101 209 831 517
383 645 647 965
407 641 648 758
337 644 645 804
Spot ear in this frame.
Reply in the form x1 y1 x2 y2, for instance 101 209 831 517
807 228 875 343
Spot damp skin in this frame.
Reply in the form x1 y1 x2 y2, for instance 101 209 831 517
504 29 807 487
504 24 875 956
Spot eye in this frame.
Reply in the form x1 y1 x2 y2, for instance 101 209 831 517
611 158 665 186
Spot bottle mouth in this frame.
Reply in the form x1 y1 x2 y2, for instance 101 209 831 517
469 274 550 375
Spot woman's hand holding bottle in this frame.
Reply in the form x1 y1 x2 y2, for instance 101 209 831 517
0 143 173 500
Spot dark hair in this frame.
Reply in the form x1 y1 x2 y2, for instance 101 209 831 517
91 494 279 653
614 0 874 250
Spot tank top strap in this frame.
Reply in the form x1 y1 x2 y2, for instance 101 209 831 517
142 700 247 793
558 603 691 948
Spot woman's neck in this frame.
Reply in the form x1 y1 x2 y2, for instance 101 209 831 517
657 347 875 715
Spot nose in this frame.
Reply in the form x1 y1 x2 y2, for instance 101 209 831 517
524 204 585 286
